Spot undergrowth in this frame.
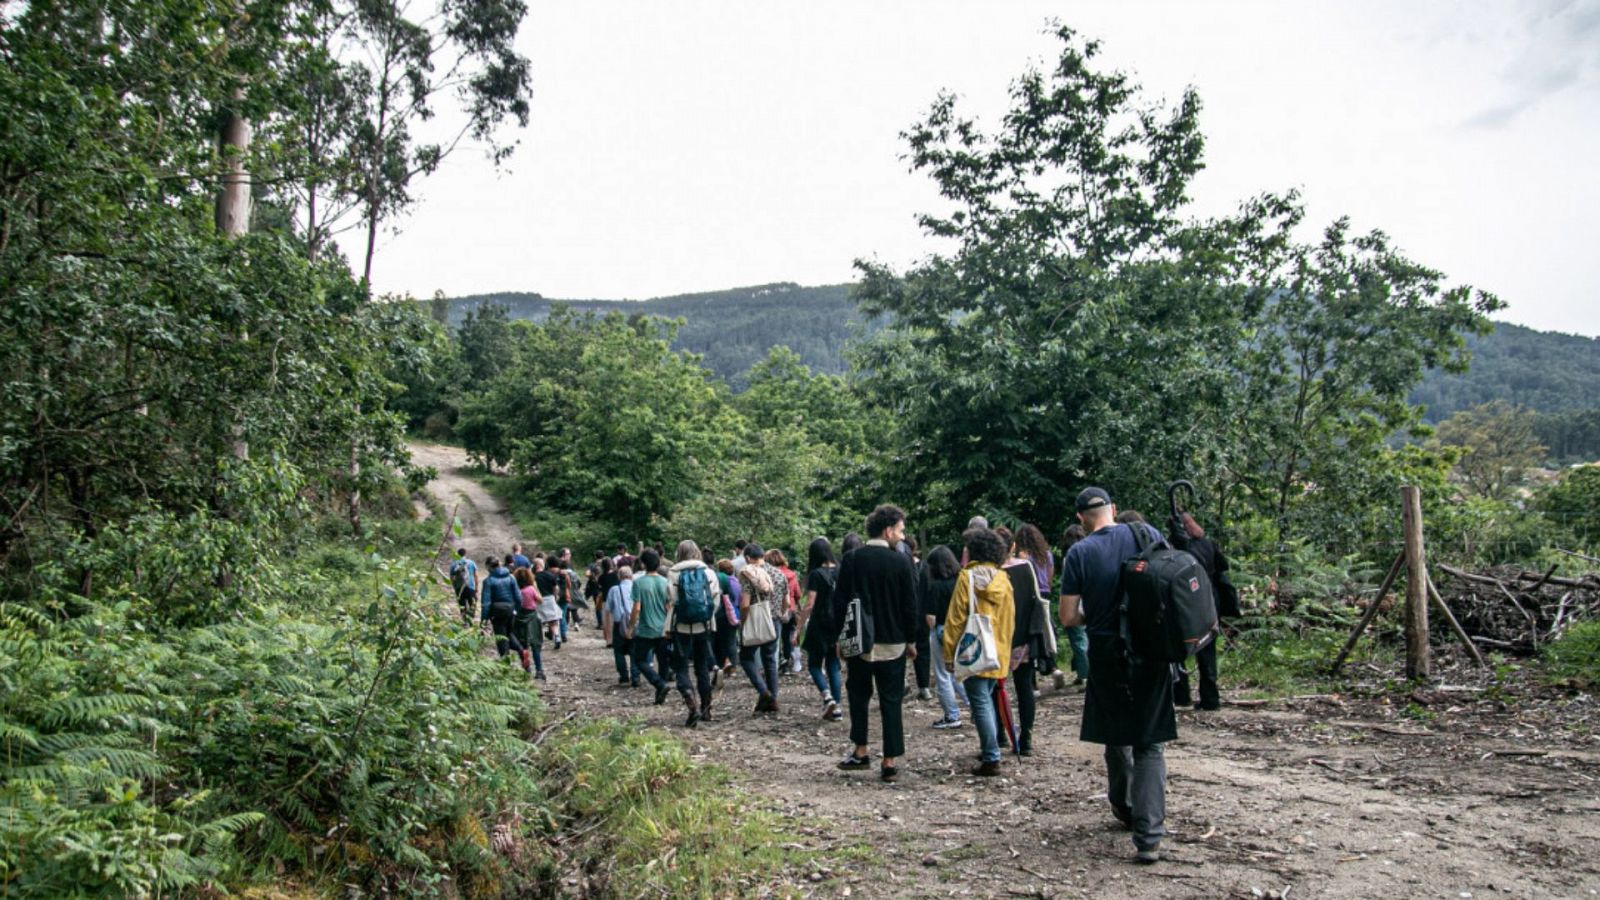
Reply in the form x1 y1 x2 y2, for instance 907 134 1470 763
1 502 852 896
1544 620 1600 688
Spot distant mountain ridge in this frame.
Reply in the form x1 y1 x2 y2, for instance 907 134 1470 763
438 285 1600 415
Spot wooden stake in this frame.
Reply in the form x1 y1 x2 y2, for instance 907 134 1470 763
1330 548 1406 675
1401 485 1430 680
1425 575 1487 668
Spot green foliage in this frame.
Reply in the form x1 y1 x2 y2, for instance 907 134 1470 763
1544 620 1600 687
1432 401 1546 499
1539 465 1600 549
1412 322 1600 424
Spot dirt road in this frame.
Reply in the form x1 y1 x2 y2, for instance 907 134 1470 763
413 442 1600 898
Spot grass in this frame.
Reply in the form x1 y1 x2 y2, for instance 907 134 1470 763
1544 620 1600 688
527 717 871 897
478 473 616 554
1222 626 1400 698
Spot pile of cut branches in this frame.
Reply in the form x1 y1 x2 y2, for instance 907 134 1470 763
1436 564 1600 655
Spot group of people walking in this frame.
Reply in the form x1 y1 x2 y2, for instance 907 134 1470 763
448 491 1234 865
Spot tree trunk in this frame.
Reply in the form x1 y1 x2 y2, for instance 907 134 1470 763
1401 485 1430 680
216 95 250 464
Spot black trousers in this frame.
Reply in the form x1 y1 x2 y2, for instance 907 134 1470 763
1014 660 1037 737
846 654 906 759
632 636 670 690
672 630 715 705
1173 640 1220 709
713 612 739 667
487 603 523 657
913 639 931 690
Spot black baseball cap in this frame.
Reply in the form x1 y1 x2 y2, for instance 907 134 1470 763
1075 487 1112 512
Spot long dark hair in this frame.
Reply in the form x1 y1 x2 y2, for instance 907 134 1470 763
925 544 959 580
840 532 864 555
807 537 835 573
1013 523 1053 581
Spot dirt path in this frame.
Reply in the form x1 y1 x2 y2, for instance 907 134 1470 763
412 443 1600 898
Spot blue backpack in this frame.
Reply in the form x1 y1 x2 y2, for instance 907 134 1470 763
676 566 716 625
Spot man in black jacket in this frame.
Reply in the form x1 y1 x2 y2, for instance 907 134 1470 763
832 504 920 782
1059 487 1176 864
1166 512 1237 711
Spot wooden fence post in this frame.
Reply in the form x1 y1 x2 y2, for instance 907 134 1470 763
1401 485 1430 680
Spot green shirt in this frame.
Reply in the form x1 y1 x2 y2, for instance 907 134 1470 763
632 574 671 638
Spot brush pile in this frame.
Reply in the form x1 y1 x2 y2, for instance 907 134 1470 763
1435 564 1600 655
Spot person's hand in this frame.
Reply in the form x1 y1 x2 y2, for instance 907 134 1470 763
906 643 918 660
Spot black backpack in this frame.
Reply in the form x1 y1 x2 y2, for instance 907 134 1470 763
1119 524 1218 663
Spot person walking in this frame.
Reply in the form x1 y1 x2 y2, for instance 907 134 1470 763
448 548 479 626
797 537 843 720
921 544 964 729
712 559 742 680
667 540 722 727
628 548 674 706
603 565 637 686
1059 487 1177 864
1002 527 1052 756
736 544 782 714
480 556 527 669
944 528 1015 776
767 549 803 675
1166 511 1237 711
832 505 920 783
534 558 564 649
514 567 546 679
1056 524 1090 689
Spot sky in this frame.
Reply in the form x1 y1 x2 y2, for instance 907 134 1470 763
345 0 1600 337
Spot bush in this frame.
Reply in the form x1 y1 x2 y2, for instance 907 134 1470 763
1545 620 1600 687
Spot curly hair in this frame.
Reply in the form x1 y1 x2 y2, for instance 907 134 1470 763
962 528 1006 566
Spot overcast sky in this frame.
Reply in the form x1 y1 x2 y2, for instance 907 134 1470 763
347 0 1600 337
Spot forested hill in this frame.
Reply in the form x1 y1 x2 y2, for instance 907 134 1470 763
438 286 1597 413
1411 321 1600 422
441 282 876 387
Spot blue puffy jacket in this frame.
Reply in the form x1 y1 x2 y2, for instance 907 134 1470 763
481 567 520 618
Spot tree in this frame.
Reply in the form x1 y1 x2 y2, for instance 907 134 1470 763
1433 401 1546 500
1540 465 1600 549
851 25 1501 559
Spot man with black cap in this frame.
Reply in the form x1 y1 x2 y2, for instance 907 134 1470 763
1059 486 1176 864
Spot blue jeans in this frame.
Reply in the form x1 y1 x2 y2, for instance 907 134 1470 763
964 677 1001 763
931 626 963 722
740 640 780 698
559 608 569 643
1066 625 1089 679
807 648 841 703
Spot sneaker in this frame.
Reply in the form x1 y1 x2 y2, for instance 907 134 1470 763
880 764 899 783
971 761 1001 777
931 716 962 730
837 753 871 770
535 671 546 681
616 677 630 686
754 694 772 714
822 699 839 720
828 704 844 721
1134 846 1160 864
654 685 670 706
917 687 933 702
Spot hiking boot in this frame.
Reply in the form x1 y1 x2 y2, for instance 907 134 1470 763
837 753 871 770
684 697 701 728
767 697 780 715
535 670 546 681
654 684 670 706
971 760 1001 777
917 687 932 701
880 764 899 783
700 695 714 723
754 694 772 714
1134 846 1160 864
931 716 962 730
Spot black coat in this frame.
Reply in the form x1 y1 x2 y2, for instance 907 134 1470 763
832 544 919 649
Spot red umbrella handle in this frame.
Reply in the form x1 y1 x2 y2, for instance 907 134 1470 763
995 677 1020 754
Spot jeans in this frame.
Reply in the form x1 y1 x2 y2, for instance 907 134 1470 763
632 636 669 690
672 629 715 705
610 623 635 683
1066 625 1089 679
558 606 569 643
457 589 477 626
845 654 906 759
807 647 841 703
930 626 963 721
739 640 780 698
781 618 797 669
964 676 1001 763
1106 743 1167 851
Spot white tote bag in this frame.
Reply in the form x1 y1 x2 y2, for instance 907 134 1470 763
953 570 1001 680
